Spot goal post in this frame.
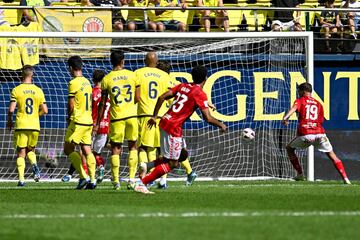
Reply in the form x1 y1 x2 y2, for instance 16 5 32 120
0 31 314 182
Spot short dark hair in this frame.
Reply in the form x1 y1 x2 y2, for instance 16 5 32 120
93 69 105 83
298 82 312 93
110 50 125 67
22 65 34 78
156 60 171 74
191 65 208 84
68 56 83 71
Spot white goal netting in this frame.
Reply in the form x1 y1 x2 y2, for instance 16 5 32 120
0 32 312 181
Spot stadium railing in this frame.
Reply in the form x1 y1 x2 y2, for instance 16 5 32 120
2 5 360 32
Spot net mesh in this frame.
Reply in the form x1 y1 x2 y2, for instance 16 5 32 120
0 34 309 181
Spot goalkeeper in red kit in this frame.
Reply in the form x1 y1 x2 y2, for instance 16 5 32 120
282 82 351 184
133 66 227 194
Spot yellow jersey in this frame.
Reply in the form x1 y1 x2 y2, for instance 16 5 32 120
128 0 148 21
149 0 178 21
68 76 93 125
17 22 41 66
10 83 46 131
0 25 22 70
102 69 139 121
135 67 171 117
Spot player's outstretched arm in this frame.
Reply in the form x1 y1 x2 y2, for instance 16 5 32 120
200 108 227 133
147 90 174 129
7 101 16 131
282 104 298 126
39 103 48 117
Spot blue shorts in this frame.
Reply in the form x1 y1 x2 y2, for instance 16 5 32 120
158 20 182 31
126 21 146 30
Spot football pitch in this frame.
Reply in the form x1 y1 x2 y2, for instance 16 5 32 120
0 181 359 240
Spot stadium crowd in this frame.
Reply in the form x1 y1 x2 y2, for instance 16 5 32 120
0 0 359 33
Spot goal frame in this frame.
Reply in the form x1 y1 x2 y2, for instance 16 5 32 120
0 31 314 181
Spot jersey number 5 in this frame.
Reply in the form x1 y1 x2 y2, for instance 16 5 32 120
305 105 318 120
172 92 188 113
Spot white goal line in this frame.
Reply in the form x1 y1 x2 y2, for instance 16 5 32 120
1 211 359 219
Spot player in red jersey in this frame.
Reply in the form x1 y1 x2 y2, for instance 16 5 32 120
282 82 351 184
62 70 111 183
134 66 227 194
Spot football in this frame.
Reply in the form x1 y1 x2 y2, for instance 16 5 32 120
241 128 255 142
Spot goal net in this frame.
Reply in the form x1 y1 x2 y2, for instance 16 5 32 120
0 32 313 182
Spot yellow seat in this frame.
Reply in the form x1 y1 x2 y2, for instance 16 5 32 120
240 4 269 31
296 4 319 30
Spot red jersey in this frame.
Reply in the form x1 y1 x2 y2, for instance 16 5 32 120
160 83 209 137
295 95 325 136
92 86 110 135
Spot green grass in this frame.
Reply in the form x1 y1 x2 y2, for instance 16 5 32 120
1 181 360 240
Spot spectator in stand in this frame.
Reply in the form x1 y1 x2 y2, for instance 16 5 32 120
320 0 342 52
20 0 51 22
197 0 229 32
126 0 157 31
342 0 360 39
148 0 186 32
84 0 124 31
271 0 302 31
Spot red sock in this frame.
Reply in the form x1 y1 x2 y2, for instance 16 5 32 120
82 160 89 175
95 155 105 167
333 159 348 179
142 163 171 185
289 154 303 175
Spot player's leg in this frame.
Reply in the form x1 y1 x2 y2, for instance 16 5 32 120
109 120 125 190
138 130 182 186
138 117 150 164
26 131 41 182
325 151 351 184
286 137 307 180
81 144 97 189
64 142 89 188
110 143 121 190
126 118 139 186
315 135 350 184
92 134 106 183
14 131 27 186
64 122 88 187
179 148 197 186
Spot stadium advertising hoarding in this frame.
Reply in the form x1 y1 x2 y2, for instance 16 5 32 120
0 62 359 130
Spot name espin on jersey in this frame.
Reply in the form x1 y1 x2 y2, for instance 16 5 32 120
23 90 36 95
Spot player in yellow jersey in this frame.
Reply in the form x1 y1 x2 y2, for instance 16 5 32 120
63 56 97 190
7 65 48 187
156 60 198 187
95 50 140 190
135 52 171 189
